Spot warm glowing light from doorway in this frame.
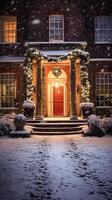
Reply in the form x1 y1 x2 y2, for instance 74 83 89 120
55 82 59 88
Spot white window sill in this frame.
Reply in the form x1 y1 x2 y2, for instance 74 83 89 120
0 107 18 109
0 42 20 45
95 106 112 108
26 41 86 45
95 42 112 44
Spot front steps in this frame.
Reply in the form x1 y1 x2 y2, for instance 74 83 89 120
26 119 87 135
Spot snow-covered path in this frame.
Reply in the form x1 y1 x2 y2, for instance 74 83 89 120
0 135 112 200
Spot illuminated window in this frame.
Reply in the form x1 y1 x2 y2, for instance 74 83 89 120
0 73 17 108
94 16 112 44
95 72 112 107
49 15 64 42
0 16 17 43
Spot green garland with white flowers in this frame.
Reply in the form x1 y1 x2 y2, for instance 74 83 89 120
24 46 90 102
24 48 44 100
59 48 90 102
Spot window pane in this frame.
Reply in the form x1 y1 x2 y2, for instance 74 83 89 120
95 16 112 43
49 15 64 42
95 72 112 107
0 16 17 43
0 73 17 108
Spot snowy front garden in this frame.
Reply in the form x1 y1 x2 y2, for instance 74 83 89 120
0 112 112 137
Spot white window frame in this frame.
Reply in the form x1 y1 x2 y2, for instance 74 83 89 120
0 73 17 108
95 72 112 107
94 16 112 44
0 16 17 43
49 15 64 42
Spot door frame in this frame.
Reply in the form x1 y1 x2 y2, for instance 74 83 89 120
48 82 66 116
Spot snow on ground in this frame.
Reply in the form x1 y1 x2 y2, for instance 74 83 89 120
0 135 112 200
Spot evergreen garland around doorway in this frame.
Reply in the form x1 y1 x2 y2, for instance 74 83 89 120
24 45 90 103
24 48 44 100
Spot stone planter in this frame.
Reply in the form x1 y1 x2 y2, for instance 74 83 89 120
80 102 94 118
10 114 31 138
22 100 35 118
81 107 93 118
14 114 26 131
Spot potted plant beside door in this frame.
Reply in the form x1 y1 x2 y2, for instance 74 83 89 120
80 102 94 118
22 99 35 118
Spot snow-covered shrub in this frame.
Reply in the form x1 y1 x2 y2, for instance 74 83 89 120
0 123 9 136
0 113 15 136
83 114 112 136
100 118 112 135
83 114 105 137
87 114 99 129
14 114 26 131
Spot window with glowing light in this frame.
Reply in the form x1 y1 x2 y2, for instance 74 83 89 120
95 72 112 107
94 16 112 44
0 73 17 108
49 15 64 42
0 16 17 43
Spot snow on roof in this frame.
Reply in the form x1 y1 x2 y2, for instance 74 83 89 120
0 56 25 63
41 50 70 56
0 55 112 63
0 51 71 63
27 41 85 45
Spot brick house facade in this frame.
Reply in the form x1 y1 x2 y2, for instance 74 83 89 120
0 0 112 117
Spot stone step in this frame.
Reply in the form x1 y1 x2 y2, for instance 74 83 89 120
27 122 87 127
44 120 87 123
32 126 83 132
27 119 87 135
27 119 87 123
32 130 82 135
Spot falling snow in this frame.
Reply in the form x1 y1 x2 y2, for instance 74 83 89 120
32 19 41 25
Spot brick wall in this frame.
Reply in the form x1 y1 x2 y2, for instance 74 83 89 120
0 0 111 58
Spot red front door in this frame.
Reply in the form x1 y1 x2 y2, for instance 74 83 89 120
53 86 64 116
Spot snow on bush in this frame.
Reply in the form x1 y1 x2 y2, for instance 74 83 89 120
87 114 105 136
22 99 35 109
80 102 94 109
100 118 112 135
83 114 112 136
22 100 35 117
0 123 9 136
87 114 99 129
0 113 16 136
